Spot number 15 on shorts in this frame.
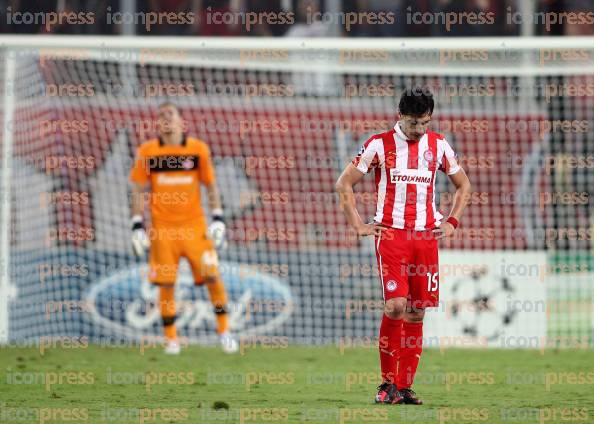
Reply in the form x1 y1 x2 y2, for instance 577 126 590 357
427 272 439 292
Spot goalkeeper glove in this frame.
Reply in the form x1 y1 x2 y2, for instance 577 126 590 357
131 215 150 258
207 209 226 250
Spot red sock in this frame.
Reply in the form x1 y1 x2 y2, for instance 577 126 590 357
397 321 423 389
379 315 402 384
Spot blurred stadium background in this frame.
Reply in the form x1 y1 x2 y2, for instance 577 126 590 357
0 0 593 359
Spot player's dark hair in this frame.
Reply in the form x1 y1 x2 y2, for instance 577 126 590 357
398 87 434 117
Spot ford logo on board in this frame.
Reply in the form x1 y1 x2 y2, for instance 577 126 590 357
85 261 294 342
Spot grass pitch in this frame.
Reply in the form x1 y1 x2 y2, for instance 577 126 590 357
1 345 593 424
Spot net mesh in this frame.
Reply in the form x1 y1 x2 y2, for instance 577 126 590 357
1 42 594 347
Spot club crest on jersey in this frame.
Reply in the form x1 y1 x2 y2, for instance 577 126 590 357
181 158 194 169
423 149 434 163
386 280 397 292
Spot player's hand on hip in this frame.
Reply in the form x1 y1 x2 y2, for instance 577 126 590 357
356 223 384 237
208 211 227 250
131 215 150 258
432 222 455 239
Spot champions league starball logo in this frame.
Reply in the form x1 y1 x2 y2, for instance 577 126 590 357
448 267 518 341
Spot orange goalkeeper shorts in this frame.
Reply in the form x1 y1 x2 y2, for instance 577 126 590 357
147 222 219 286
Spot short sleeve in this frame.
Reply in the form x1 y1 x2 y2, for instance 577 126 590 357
352 137 381 174
199 143 216 185
439 139 461 175
129 146 149 184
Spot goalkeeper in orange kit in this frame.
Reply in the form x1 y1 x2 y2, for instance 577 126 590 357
129 102 238 354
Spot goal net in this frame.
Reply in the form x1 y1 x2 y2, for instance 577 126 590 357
1 36 593 349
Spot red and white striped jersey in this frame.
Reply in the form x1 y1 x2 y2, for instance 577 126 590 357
352 122 461 231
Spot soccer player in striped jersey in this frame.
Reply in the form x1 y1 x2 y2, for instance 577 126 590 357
335 87 472 404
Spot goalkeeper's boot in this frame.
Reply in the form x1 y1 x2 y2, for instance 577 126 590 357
164 339 181 355
220 332 238 354
399 388 423 405
374 382 403 404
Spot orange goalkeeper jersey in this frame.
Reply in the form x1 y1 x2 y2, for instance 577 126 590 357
129 136 215 225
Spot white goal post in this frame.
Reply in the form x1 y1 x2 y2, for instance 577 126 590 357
2 35 594 73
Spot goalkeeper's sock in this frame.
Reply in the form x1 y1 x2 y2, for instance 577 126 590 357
397 321 423 389
159 286 177 341
378 314 402 384
206 278 229 334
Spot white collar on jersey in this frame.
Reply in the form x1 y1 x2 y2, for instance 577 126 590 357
393 121 408 141
394 121 425 142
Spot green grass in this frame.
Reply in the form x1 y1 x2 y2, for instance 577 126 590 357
1 345 593 423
